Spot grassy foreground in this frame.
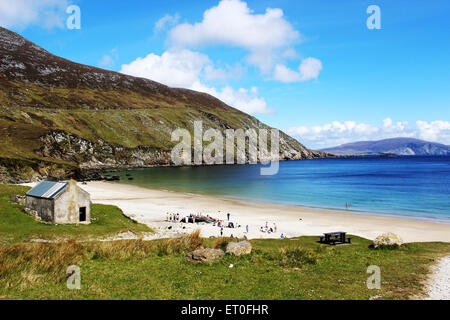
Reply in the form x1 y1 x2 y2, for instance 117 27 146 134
0 185 449 300
0 185 152 244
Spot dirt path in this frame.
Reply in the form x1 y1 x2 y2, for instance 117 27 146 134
424 255 450 300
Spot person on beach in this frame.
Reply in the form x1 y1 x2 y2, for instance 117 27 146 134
246 225 249 233
227 213 230 221
281 233 285 239
220 227 224 237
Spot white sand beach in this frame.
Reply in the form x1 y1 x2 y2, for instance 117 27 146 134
77 181 450 243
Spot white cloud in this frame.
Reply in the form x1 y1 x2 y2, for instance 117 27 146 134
98 55 115 68
299 58 323 81
203 64 243 81
191 82 272 115
169 0 300 73
98 49 119 69
154 13 179 33
120 49 271 115
286 118 450 149
0 0 69 29
416 120 450 142
281 48 299 60
121 49 211 88
383 118 393 128
273 58 323 83
122 1 321 115
273 64 301 83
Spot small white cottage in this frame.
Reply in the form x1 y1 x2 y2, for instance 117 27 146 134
26 179 91 224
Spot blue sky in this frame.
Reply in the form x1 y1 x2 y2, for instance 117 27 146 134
1 0 450 148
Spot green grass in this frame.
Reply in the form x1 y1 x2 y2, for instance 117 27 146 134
0 185 152 243
0 103 300 182
0 236 448 300
0 185 448 300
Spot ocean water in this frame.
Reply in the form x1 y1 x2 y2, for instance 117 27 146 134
111 156 450 222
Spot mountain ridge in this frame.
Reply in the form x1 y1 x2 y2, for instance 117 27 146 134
0 26 236 111
0 27 330 183
321 137 450 156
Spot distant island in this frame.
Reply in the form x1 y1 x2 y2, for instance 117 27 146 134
321 137 450 156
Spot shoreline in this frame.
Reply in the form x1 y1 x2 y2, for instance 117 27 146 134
152 187 450 225
78 181 450 243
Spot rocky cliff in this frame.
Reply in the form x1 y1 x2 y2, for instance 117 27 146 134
0 27 329 183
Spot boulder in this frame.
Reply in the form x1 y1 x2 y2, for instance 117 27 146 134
372 233 403 248
10 194 26 205
186 248 224 263
226 241 252 256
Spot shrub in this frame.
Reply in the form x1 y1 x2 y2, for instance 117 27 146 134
212 237 230 250
88 239 153 260
0 240 87 288
156 230 203 256
371 233 404 249
278 247 318 268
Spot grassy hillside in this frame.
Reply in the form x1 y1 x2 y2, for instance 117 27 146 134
0 186 448 300
0 185 151 243
0 104 269 158
0 27 328 183
1 236 448 300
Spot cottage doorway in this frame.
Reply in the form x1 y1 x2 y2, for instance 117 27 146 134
79 207 87 222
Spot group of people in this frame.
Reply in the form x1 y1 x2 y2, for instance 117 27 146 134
260 222 277 234
167 213 181 223
166 212 216 224
215 220 238 229
166 212 282 239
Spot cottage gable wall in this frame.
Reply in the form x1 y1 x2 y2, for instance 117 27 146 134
54 182 91 224
25 196 54 223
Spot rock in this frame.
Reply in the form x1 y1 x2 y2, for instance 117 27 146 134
24 207 41 221
186 248 224 263
9 194 26 205
372 233 403 248
226 241 252 256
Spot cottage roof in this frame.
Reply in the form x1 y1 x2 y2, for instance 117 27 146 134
26 181 68 199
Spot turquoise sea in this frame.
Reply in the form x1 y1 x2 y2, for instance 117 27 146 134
111 156 450 223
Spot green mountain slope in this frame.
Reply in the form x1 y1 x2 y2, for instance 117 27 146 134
0 27 329 183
